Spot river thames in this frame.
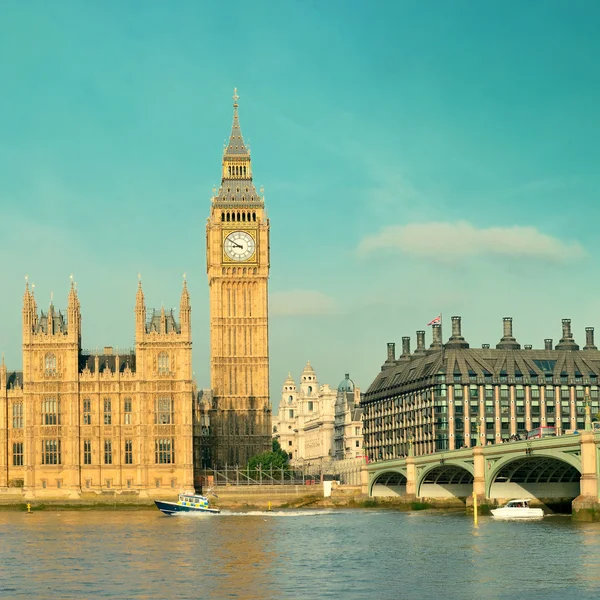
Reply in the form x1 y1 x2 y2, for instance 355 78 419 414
1 509 600 599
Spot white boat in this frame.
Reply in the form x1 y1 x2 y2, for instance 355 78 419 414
491 498 544 519
155 493 221 516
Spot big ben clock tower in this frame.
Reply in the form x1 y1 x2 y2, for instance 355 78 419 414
205 89 271 467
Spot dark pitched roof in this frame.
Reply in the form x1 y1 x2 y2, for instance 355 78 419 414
6 371 23 389
79 352 136 374
364 347 600 398
145 310 180 334
35 306 68 334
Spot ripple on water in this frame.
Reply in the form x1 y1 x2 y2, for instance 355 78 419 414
1 510 600 599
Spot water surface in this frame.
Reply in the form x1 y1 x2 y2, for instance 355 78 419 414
1 509 600 599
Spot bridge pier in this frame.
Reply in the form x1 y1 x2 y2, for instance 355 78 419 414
572 431 600 521
466 446 492 514
404 455 417 501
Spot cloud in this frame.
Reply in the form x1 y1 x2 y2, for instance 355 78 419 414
270 290 337 317
357 221 586 263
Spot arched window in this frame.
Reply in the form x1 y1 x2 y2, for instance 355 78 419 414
226 212 230 222
308 386 313 396
242 212 246 222
252 212 256 221
45 353 56 375
158 352 169 375
288 395 293 403
221 213 225 222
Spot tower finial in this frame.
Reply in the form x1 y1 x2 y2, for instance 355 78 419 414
233 87 239 108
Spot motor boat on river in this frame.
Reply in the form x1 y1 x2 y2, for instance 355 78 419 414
155 493 221 516
491 498 544 519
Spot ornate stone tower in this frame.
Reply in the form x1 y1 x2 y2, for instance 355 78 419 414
22 278 82 497
205 89 271 467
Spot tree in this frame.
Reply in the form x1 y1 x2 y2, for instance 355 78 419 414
246 439 290 478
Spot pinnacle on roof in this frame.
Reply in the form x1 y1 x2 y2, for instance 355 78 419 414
136 274 145 306
224 88 249 157
302 360 315 374
180 274 190 307
68 274 79 306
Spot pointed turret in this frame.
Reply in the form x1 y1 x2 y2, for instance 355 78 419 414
22 277 35 339
179 275 191 338
135 276 146 343
160 304 166 334
214 88 261 205
0 353 6 391
225 88 249 157
67 276 81 345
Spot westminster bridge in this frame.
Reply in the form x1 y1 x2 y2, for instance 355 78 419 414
366 430 600 519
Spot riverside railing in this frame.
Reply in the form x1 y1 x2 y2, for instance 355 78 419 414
196 459 364 488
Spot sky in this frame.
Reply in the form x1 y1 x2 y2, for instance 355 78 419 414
1 1 600 412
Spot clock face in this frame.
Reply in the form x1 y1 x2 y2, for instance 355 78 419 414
224 231 256 261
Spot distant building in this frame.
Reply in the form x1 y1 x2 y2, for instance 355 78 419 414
273 362 363 466
334 374 363 460
362 317 600 463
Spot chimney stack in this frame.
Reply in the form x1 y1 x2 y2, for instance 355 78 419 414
429 323 443 350
555 318 579 350
382 342 396 370
545 339 553 351
414 330 426 355
387 342 396 361
445 316 469 349
482 344 490 349
401 336 411 357
524 344 532 350
496 316 521 350
452 316 461 337
584 327 597 351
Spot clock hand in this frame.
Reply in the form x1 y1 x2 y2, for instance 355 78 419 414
229 241 243 248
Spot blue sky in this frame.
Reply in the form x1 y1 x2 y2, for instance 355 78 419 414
1 1 600 409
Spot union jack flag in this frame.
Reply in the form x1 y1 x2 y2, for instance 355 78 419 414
427 315 442 326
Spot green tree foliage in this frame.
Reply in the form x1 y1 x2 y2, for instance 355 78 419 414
246 440 290 477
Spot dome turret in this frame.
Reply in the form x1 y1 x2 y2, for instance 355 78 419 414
282 372 296 392
338 373 355 393
301 360 316 383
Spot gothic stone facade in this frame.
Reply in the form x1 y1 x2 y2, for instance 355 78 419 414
0 280 194 498
363 317 600 463
198 90 271 468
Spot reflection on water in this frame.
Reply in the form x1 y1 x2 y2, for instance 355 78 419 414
2 510 600 599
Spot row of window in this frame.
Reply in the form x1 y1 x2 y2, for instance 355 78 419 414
365 384 600 419
221 211 257 222
13 439 175 466
11 397 174 428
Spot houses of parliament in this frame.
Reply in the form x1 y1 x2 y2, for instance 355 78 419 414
0 90 272 498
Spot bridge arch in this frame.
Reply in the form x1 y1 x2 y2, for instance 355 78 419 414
417 461 474 499
487 452 581 502
370 470 407 497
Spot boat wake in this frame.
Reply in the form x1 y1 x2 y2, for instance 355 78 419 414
216 509 339 517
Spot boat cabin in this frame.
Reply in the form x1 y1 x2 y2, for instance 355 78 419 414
178 494 209 508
